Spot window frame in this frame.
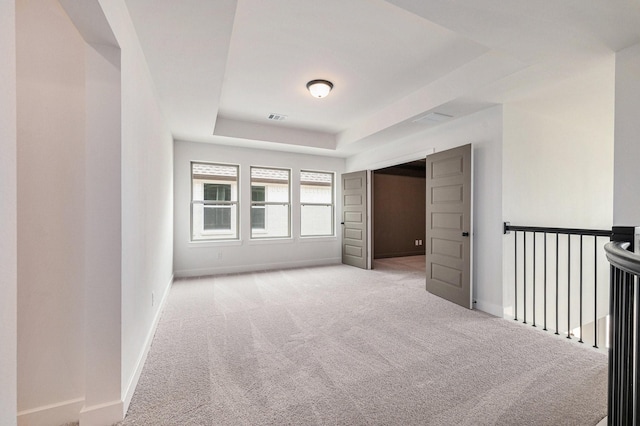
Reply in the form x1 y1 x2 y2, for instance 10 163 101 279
190 162 240 241
300 170 335 237
250 166 291 239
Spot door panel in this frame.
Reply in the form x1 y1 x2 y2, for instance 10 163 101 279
342 171 367 269
426 144 472 309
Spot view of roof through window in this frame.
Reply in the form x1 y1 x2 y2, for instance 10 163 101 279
301 171 332 186
251 167 289 182
192 164 331 186
192 163 237 177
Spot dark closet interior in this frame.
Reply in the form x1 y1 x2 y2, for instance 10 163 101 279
372 159 426 259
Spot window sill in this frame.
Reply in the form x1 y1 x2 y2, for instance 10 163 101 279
248 237 293 245
188 239 243 248
298 236 337 243
187 236 336 247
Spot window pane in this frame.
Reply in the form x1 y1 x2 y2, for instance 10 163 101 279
251 204 289 238
204 183 231 201
191 162 238 241
204 206 231 230
192 203 238 240
300 170 334 237
251 206 265 229
300 171 333 203
192 164 237 202
252 185 265 202
251 167 290 202
301 205 333 236
251 167 290 239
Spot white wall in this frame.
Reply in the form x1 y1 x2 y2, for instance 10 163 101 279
502 58 615 322
346 106 504 316
614 42 640 226
16 1 87 424
502 60 615 229
98 0 175 418
502 103 613 226
174 140 345 276
82 41 123 423
0 1 17 425
14 1 174 424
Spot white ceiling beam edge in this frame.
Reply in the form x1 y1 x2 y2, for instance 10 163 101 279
336 49 526 150
213 117 336 151
125 0 238 139
59 0 119 48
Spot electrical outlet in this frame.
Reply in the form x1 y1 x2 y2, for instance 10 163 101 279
415 239 419 246
419 240 423 246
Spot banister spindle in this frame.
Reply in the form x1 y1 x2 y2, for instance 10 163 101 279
524 232 527 324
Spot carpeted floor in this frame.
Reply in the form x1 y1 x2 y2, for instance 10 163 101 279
117 257 608 425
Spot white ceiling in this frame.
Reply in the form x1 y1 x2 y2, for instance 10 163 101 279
125 0 640 157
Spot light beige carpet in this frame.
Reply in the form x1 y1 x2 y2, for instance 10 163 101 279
118 260 607 425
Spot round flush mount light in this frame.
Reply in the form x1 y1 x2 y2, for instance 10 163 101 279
306 79 333 98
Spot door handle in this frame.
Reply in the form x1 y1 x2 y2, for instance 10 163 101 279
462 232 469 237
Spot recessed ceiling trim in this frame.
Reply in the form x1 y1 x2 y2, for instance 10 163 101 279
214 116 337 150
413 112 453 124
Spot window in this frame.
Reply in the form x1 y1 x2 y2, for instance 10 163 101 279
300 170 334 237
191 162 238 241
203 184 231 230
250 167 290 238
251 186 266 229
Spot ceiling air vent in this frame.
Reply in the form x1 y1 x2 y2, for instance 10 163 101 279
412 112 452 124
267 113 287 121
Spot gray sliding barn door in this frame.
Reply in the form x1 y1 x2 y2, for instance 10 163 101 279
425 144 473 309
341 171 368 269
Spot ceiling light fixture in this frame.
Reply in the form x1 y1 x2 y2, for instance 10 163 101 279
306 79 333 98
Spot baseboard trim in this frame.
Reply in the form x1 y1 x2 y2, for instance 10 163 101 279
174 258 342 278
17 397 84 426
375 252 425 259
122 274 174 414
79 399 123 426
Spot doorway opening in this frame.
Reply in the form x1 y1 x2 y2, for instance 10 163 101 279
372 159 426 272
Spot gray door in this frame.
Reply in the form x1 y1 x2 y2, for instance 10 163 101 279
341 171 368 269
426 144 473 309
